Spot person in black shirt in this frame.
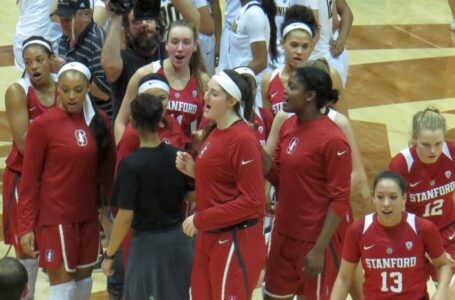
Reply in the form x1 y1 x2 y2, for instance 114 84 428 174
102 93 194 300
101 5 164 118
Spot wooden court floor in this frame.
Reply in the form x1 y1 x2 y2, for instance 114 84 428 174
0 0 454 298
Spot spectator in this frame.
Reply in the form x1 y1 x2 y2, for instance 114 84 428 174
101 2 164 118
55 0 113 118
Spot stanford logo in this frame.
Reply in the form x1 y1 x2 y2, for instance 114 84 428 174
45 249 54 262
287 137 299 155
199 142 210 158
405 241 413 250
75 129 88 147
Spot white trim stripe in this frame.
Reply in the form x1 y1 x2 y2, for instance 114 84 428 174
221 243 235 300
59 225 76 272
263 289 294 299
316 273 321 300
406 213 417 234
77 260 99 269
363 213 374 233
442 142 452 161
400 148 414 172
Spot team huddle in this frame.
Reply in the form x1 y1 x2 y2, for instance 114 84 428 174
2 0 455 300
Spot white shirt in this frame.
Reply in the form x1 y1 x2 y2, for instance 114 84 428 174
226 1 270 69
310 0 334 59
16 0 61 41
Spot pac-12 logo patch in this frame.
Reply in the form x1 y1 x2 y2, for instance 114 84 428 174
192 90 198 98
405 241 413 250
45 249 55 262
75 129 88 147
287 137 299 155
199 142 210 158
445 170 452 179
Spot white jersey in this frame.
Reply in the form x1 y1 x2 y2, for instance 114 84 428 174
309 0 349 87
224 0 242 28
226 1 270 69
193 0 215 75
14 0 62 71
226 1 270 108
16 0 60 39
310 0 334 59
273 0 317 67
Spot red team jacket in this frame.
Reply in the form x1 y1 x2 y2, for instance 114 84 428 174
193 121 265 231
18 107 115 236
268 115 352 241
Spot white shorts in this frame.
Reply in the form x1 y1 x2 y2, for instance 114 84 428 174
217 24 230 71
199 33 215 76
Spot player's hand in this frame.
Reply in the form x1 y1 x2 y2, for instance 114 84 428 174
176 151 195 178
20 232 37 258
182 214 198 237
101 257 114 276
304 248 325 277
330 38 345 58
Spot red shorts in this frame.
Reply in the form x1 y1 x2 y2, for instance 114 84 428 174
190 223 266 300
428 222 455 280
264 229 342 300
37 219 100 272
2 168 22 250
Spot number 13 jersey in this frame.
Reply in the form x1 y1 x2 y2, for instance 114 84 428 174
343 212 444 300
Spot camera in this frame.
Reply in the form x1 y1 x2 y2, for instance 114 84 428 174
109 0 133 15
109 0 161 20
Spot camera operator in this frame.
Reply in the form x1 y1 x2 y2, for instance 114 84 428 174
55 0 113 118
102 0 200 119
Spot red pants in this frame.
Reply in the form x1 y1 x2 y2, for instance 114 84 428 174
191 223 266 300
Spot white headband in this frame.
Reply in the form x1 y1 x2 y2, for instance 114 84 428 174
22 40 52 53
138 80 170 94
234 67 256 79
212 71 242 101
282 22 313 39
57 62 95 126
58 62 91 81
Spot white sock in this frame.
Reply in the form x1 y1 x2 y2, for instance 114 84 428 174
74 277 93 300
49 281 76 300
20 258 38 300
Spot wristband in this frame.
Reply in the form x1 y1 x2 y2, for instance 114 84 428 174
103 250 116 260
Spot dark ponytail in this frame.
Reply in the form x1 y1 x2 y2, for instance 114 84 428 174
261 0 278 61
89 106 110 163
